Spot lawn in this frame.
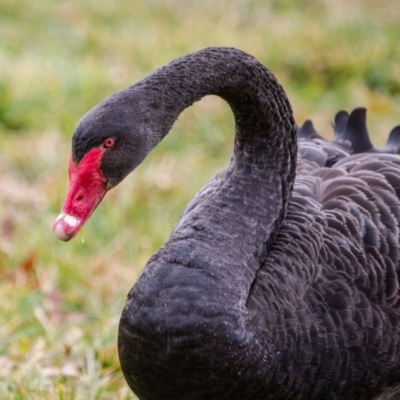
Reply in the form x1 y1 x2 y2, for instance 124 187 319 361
0 0 400 398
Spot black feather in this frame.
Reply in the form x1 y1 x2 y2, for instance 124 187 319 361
65 48 400 400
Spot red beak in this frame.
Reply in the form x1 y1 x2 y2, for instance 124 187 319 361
53 148 110 241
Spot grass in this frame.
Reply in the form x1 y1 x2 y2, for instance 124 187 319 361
0 0 400 398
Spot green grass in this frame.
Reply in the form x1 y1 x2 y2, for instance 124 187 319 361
1 0 400 398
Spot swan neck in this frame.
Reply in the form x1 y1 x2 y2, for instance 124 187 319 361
139 48 297 289
132 48 296 170
119 50 299 379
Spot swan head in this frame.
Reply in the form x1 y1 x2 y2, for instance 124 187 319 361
53 89 153 241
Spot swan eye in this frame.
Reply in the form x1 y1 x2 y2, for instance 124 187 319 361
103 138 115 148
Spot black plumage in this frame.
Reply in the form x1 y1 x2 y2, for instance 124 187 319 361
332 110 349 139
59 47 400 399
297 119 323 140
385 126 400 154
335 108 375 153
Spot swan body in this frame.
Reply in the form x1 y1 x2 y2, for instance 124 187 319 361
54 47 400 399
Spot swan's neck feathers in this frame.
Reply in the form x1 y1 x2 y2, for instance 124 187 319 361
121 48 296 308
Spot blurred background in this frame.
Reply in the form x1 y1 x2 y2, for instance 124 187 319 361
1 0 399 398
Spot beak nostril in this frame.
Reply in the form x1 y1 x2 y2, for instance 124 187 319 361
76 194 84 202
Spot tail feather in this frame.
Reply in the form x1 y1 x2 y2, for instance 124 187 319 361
384 126 400 154
332 110 349 140
297 120 323 140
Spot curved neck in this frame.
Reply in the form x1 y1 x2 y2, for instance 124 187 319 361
128 47 296 307
125 47 295 167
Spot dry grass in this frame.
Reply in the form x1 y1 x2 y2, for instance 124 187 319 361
1 0 400 398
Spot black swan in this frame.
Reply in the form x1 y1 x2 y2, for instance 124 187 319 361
53 47 400 399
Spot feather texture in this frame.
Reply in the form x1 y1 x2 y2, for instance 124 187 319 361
57 47 400 400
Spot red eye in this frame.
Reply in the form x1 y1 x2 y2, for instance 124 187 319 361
103 138 115 148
